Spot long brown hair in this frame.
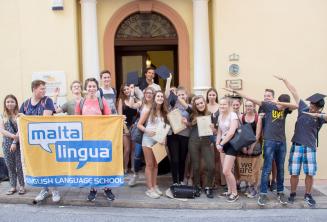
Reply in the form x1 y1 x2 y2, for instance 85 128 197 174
3 94 19 121
191 95 209 125
118 84 129 102
149 91 169 125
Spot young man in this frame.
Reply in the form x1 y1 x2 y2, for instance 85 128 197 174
19 80 60 203
275 75 326 206
53 80 83 115
258 89 278 192
98 70 118 114
223 87 298 206
138 67 161 92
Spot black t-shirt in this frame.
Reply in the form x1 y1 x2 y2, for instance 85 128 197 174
291 100 326 148
260 101 291 142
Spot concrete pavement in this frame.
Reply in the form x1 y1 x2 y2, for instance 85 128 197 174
1 174 327 209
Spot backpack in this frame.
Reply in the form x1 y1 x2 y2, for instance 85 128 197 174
23 96 49 115
98 87 117 99
79 96 105 115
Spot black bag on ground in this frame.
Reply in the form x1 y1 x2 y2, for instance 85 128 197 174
229 123 256 152
0 157 9 181
170 185 196 199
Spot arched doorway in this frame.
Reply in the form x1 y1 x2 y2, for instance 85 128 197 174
115 12 178 89
104 0 190 90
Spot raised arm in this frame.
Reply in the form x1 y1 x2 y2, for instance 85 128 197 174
223 88 262 106
274 101 298 110
165 74 172 98
274 75 300 104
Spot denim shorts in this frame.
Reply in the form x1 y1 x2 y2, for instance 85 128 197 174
288 143 317 176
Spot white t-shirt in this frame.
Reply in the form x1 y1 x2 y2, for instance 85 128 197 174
218 112 238 139
148 83 161 92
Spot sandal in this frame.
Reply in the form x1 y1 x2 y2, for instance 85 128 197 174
18 188 26 195
6 189 17 195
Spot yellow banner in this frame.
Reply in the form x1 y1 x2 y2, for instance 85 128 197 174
18 115 124 187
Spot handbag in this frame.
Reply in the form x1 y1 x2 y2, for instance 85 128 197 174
229 116 256 152
170 185 196 199
130 119 143 144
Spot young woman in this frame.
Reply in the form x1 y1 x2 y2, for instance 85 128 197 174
117 84 141 174
166 86 191 185
137 91 169 199
216 97 239 202
232 97 242 118
206 88 226 188
53 80 83 115
0 95 25 195
240 100 263 198
129 87 155 186
75 78 115 202
189 95 215 198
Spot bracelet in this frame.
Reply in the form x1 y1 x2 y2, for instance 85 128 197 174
12 141 17 145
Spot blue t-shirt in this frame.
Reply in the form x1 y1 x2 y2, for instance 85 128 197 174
19 96 55 116
291 100 326 148
261 101 291 142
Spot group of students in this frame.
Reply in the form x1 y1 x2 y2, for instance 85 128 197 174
0 68 326 207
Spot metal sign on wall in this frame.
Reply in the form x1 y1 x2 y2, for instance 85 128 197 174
32 71 67 97
225 79 242 90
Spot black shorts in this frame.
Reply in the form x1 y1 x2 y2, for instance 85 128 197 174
223 142 239 156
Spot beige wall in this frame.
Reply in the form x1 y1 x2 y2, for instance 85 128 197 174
212 0 327 178
0 0 80 108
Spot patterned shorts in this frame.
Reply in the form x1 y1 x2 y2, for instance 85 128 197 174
288 143 317 176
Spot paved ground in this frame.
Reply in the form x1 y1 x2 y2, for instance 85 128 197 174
1 204 327 222
1 174 327 209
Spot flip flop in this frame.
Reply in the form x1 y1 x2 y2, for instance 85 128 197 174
18 188 26 195
6 189 17 195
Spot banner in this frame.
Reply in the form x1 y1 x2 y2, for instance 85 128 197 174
18 115 124 188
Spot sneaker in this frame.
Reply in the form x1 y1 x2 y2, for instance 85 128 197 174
277 192 288 205
304 193 316 206
220 191 231 197
205 187 214 199
195 186 201 197
51 190 61 202
288 192 296 203
35 189 49 202
227 193 239 203
270 181 277 192
154 186 163 196
87 189 97 201
104 188 115 201
257 194 268 206
145 189 160 199
128 174 139 187
247 187 258 198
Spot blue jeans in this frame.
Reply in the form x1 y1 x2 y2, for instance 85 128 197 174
134 143 143 173
260 140 286 194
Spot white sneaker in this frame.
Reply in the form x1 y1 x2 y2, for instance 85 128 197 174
128 174 139 187
145 189 160 199
154 186 163 196
35 189 49 202
52 190 61 202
